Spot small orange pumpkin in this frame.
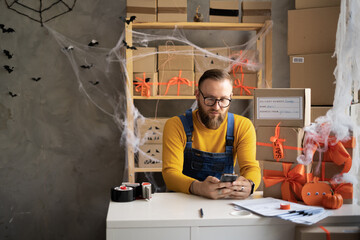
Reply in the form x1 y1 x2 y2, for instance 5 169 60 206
322 189 343 209
301 177 332 206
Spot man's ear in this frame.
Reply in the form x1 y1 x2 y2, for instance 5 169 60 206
195 89 200 100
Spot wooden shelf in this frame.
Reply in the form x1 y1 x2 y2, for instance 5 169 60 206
133 95 254 100
132 22 265 31
126 21 272 183
134 168 162 173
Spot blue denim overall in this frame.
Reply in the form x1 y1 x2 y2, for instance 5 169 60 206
178 109 234 181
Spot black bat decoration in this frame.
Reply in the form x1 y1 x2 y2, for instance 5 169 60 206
80 64 93 69
3 65 14 73
89 81 99 85
9 91 17 97
0 24 15 33
31 77 41 82
119 16 136 25
88 40 99 47
3 50 13 59
122 40 137 50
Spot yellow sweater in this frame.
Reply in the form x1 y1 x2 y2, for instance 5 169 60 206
162 110 260 194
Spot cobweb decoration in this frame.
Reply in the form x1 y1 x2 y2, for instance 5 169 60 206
5 0 76 26
45 21 272 191
297 0 360 204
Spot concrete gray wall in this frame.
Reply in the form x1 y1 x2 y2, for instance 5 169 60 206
0 0 293 239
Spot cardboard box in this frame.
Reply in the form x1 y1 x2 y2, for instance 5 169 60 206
263 161 311 201
312 161 347 181
256 126 304 163
290 53 336 105
127 0 157 23
158 70 194 96
257 160 265 191
254 88 311 128
295 226 360 240
138 144 162 168
288 7 340 55
241 1 271 23
231 73 257 96
133 72 158 97
157 0 187 22
136 118 168 144
209 1 239 23
295 0 340 9
311 106 331 123
158 45 194 71
194 47 230 72
312 136 355 171
133 47 157 73
229 49 258 73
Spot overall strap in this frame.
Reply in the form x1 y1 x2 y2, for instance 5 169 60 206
179 109 194 149
225 112 234 153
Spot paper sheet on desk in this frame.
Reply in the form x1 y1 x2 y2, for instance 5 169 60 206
233 197 333 225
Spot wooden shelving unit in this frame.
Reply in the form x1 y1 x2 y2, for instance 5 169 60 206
125 21 273 183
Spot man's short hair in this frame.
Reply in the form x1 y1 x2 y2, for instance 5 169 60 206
198 69 232 90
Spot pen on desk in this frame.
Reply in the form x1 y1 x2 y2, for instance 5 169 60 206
199 208 204 218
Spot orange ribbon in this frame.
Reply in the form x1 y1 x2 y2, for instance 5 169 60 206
319 226 331 240
263 163 306 202
134 72 151 97
233 77 256 96
256 123 303 161
331 182 353 200
163 70 191 96
323 139 352 174
269 122 286 161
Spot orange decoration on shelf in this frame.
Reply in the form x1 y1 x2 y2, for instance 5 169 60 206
322 189 343 209
301 177 332 206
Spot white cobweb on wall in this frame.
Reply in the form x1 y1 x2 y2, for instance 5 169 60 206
45 20 272 191
297 0 360 204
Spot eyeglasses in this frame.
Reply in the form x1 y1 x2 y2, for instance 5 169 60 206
199 89 232 108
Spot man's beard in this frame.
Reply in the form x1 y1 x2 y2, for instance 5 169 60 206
198 103 227 129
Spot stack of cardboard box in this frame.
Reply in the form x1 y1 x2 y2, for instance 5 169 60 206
209 1 239 23
158 45 194 96
133 47 158 97
136 118 168 168
229 49 258 96
241 1 271 23
127 0 157 23
288 0 356 205
254 88 311 201
288 0 340 116
157 0 187 22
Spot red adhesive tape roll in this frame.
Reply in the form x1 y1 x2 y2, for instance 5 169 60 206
280 203 291 210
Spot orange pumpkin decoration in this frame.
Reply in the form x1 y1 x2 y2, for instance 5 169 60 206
322 189 343 209
301 177 332 206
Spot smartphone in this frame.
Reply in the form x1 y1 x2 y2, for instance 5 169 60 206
220 173 238 182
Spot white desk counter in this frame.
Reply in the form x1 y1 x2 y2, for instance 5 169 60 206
106 192 360 240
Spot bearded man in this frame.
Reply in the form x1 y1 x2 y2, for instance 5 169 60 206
162 69 260 199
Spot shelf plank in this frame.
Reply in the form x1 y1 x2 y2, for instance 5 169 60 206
133 96 253 100
132 22 264 31
134 168 162 172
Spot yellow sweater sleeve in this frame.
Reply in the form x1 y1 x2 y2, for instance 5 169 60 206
233 115 261 190
162 111 261 193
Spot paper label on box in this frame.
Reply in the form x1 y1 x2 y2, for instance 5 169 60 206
292 57 304 63
257 97 303 120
